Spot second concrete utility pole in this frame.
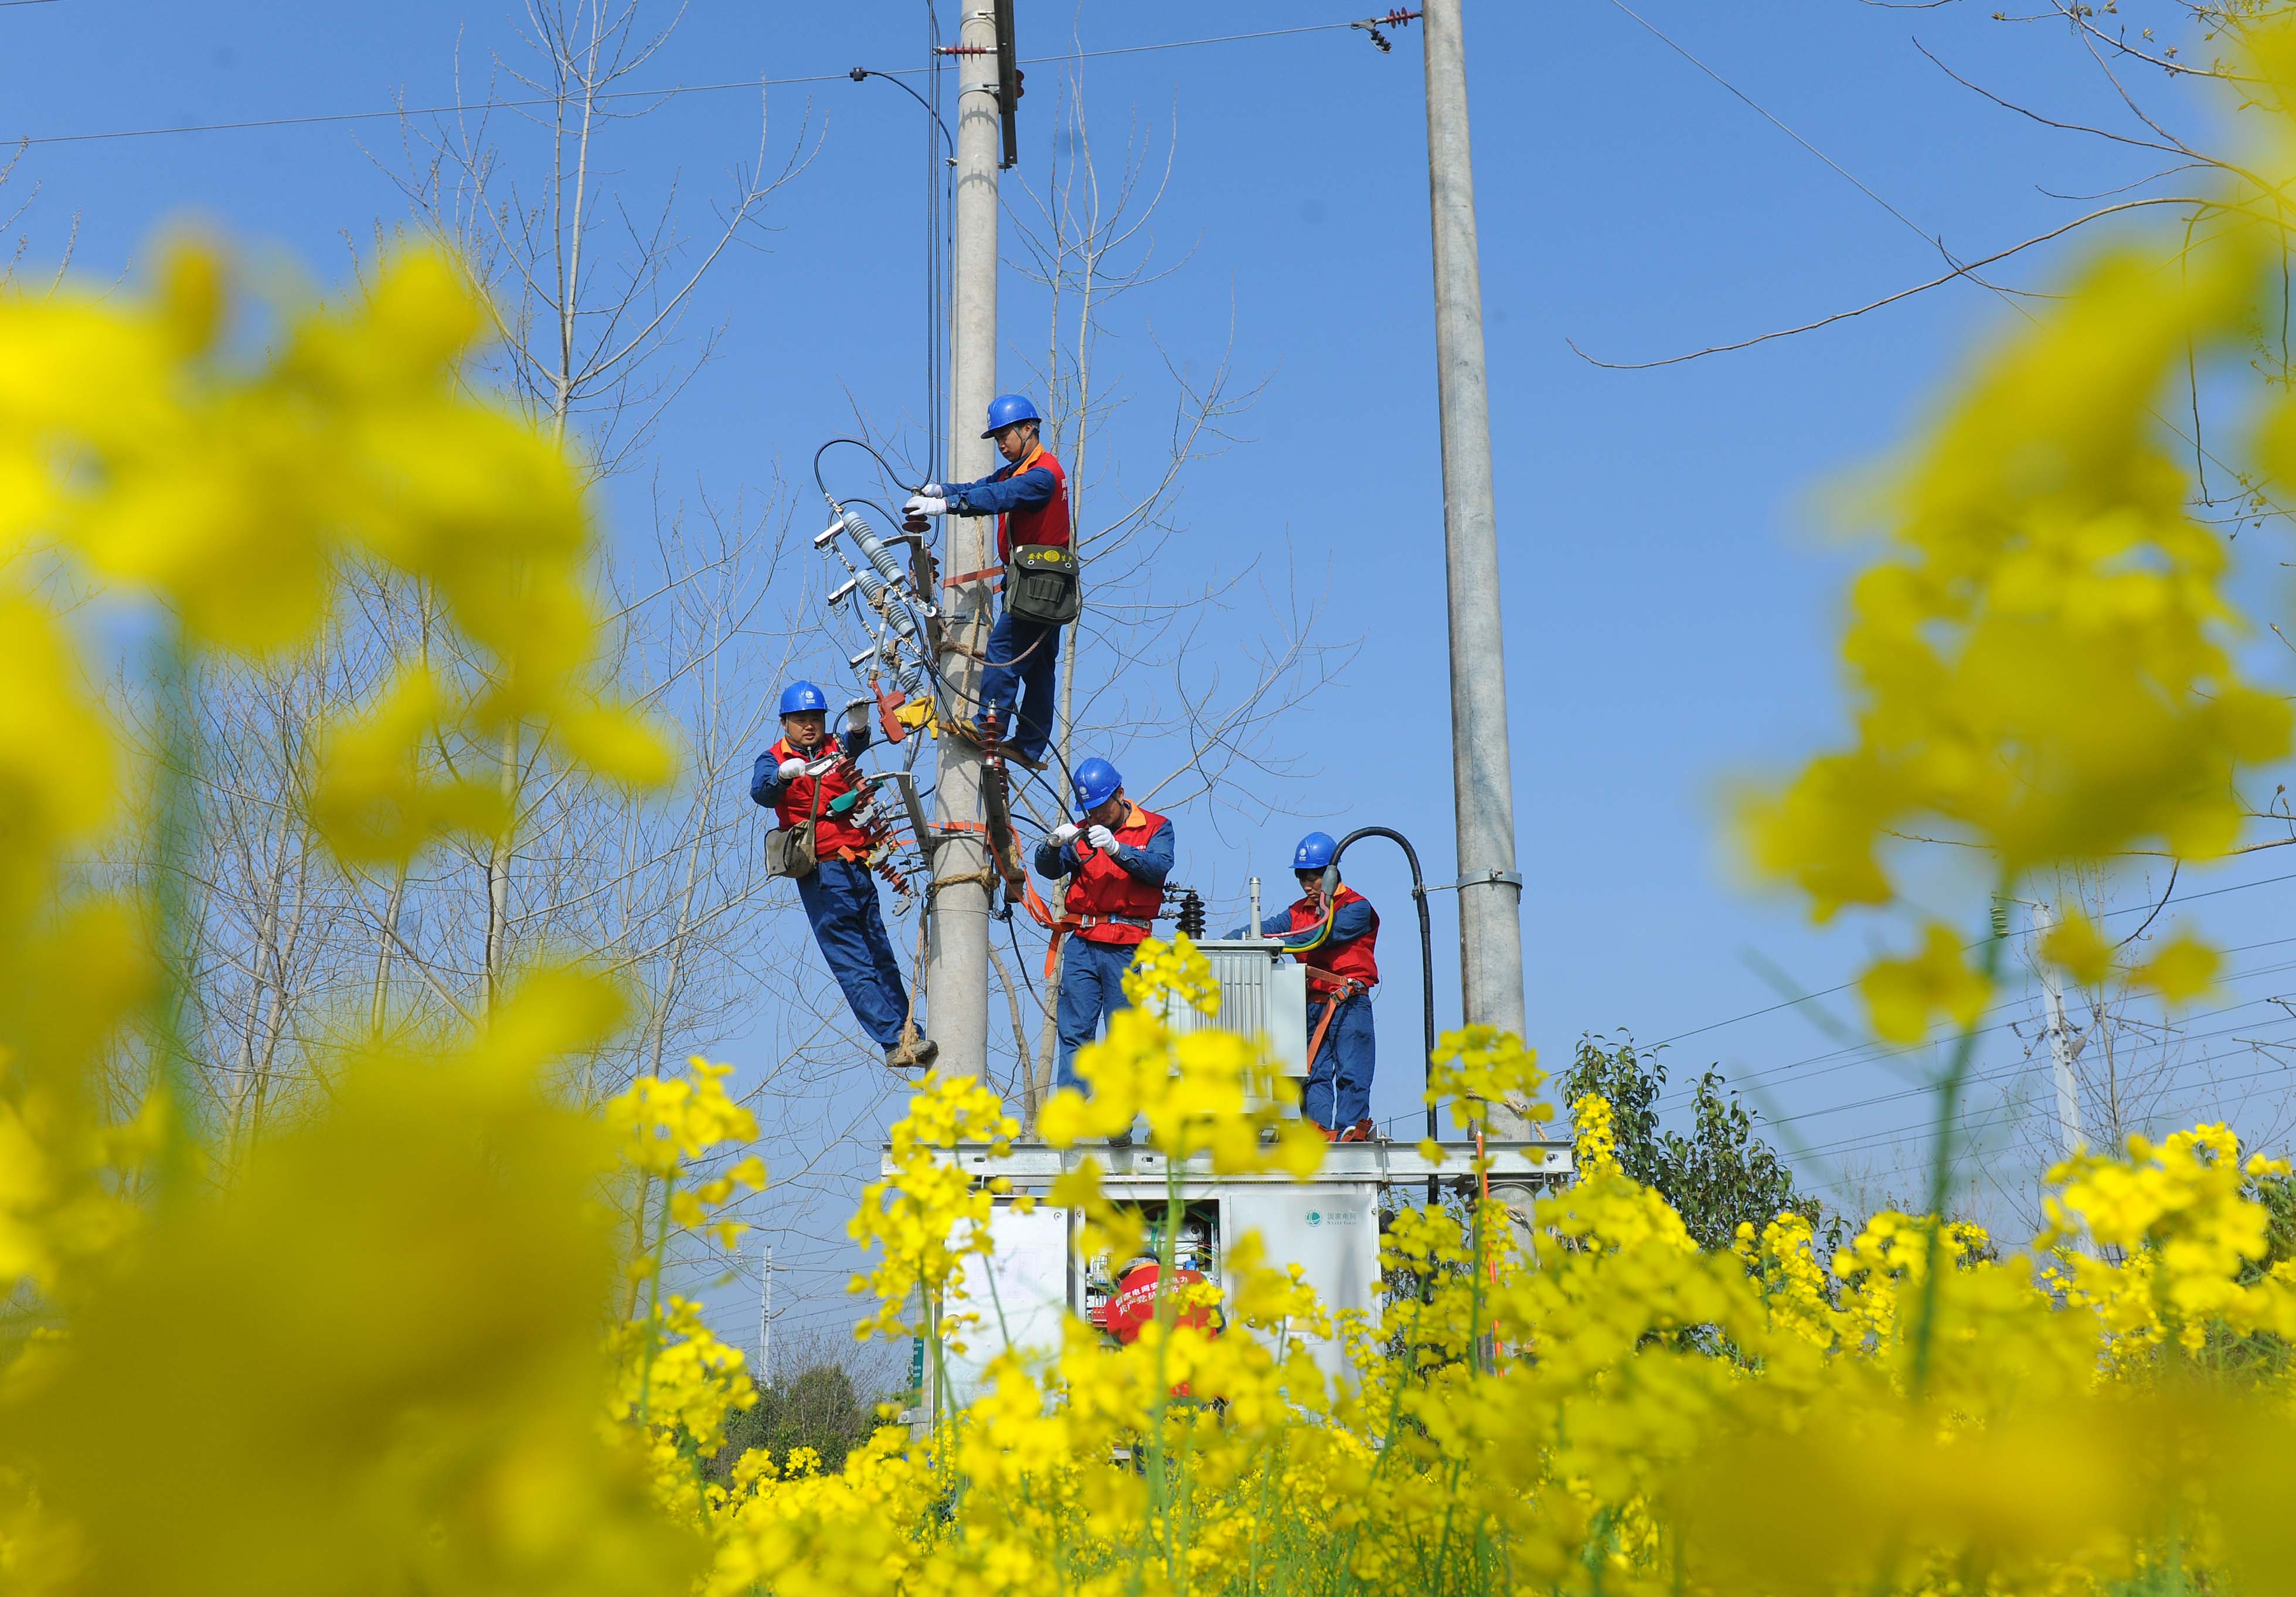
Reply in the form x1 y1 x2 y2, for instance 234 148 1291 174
1420 0 1529 1131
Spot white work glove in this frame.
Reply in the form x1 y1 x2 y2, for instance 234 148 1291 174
902 494 948 519
777 757 805 781
1050 822 1080 847
919 482 944 498
1086 824 1118 852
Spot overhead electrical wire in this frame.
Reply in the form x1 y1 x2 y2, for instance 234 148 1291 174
1797 1028 2296 1165
9 18 1385 148
1649 929 2296 1114
1644 865 2296 1052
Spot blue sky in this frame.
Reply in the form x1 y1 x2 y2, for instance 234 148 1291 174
13 1 2296 1347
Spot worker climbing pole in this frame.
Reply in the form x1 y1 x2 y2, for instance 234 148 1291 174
903 390 1079 772
751 681 938 1071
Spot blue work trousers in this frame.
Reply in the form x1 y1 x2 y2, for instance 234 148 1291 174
1303 992 1375 1131
796 857 911 1050
1055 936 1139 1092
978 610 1063 763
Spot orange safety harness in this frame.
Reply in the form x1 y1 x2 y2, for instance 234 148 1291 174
1019 877 1158 979
1017 809 1162 978
1303 971 1372 1072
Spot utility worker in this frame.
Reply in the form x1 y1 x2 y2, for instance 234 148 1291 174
1099 1252 1220 1348
1226 831 1379 1141
751 681 938 1072
901 393 1069 767
1033 756 1172 1107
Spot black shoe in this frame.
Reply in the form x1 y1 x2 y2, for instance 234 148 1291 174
1106 1123 1134 1148
995 743 1047 772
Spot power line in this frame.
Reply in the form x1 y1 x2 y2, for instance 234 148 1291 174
1767 999 2296 1140
1644 866 2296 1052
1650 933 2296 1114
8 21 1374 148
1796 1025 2296 1164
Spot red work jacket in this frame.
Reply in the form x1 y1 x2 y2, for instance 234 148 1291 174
997 444 1071 562
1271 885 1380 988
768 735 873 856
1065 803 1165 946
1101 1261 1219 1346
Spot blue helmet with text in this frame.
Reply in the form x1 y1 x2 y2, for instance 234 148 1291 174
777 680 829 716
981 392 1043 438
1072 757 1122 813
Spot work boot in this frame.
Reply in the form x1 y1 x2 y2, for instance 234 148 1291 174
995 743 1046 772
884 1034 940 1071
1338 1119 1379 1144
1106 1121 1135 1149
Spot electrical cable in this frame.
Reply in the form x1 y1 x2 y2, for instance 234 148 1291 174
13 19 1382 147
1320 827 1437 1187
812 437 921 505
1005 913 1043 1009
848 67 953 157
1796 1025 2296 1164
1644 865 2296 1051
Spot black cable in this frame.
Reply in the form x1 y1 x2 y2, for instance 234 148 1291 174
849 66 954 157
1006 913 1043 1010
1321 827 1438 1202
813 437 920 504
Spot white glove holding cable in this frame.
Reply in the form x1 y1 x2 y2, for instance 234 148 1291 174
902 493 948 519
776 757 806 781
1050 822 1080 847
919 483 944 498
1086 824 1118 852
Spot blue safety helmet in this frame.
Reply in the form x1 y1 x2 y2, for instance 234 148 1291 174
1292 831 1338 872
778 680 829 716
1071 756 1123 814
981 392 1042 439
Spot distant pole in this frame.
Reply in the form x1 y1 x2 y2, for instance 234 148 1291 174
926 2 1002 1080
759 1241 774 1387
2026 899 2088 1162
1419 0 1529 1129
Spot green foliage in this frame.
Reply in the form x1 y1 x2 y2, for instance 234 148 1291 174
2239 1171 2296 1285
709 1361 879 1479
1561 1032 1832 1254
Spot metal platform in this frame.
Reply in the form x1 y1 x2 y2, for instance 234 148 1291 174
904 1134 1572 1408
887 1137 1572 1189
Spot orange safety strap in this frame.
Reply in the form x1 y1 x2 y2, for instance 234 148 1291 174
1303 978 1369 1072
941 563 1005 589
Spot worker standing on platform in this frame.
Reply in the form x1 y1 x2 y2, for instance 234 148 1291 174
1226 831 1380 1141
902 393 1071 767
751 681 938 1072
1034 756 1173 1107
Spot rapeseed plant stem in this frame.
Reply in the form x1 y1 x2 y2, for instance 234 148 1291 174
1910 885 2012 1396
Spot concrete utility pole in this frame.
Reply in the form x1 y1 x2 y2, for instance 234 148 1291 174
926 4 1002 1081
1419 0 1529 1129
2026 898 2088 1163
758 1241 774 1387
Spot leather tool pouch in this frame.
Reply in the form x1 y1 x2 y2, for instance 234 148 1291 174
764 763 826 879
764 823 817 879
1005 542 1081 626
